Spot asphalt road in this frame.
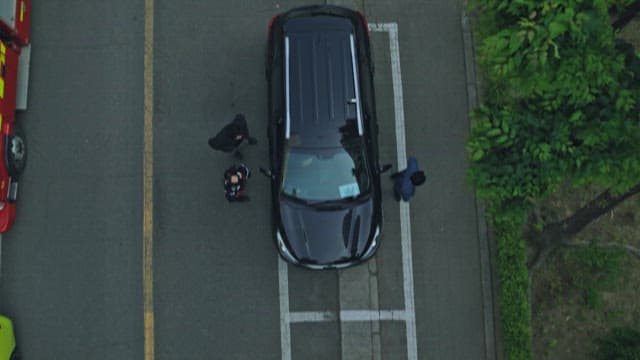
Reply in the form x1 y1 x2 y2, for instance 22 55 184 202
0 1 145 359
0 0 495 359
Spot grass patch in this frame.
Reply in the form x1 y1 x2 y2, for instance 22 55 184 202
594 326 640 360
531 184 640 360
532 247 640 359
561 244 625 310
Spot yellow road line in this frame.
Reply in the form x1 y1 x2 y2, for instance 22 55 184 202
143 0 155 359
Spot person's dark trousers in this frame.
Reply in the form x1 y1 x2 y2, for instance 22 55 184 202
393 182 402 201
232 136 258 160
391 171 404 201
232 145 243 160
232 142 245 160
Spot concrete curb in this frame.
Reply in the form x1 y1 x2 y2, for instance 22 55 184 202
461 9 498 360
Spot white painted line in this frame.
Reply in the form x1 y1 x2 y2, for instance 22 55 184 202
290 311 337 323
381 23 408 169
289 310 407 323
371 23 419 360
278 258 291 360
399 203 418 360
342 310 407 322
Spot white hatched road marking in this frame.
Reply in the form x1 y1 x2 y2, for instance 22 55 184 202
279 258 292 360
370 22 419 360
289 310 407 323
278 23 418 360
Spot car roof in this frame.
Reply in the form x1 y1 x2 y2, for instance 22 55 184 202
283 15 364 148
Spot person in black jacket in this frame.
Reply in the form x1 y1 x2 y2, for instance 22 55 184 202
208 113 257 159
223 164 251 202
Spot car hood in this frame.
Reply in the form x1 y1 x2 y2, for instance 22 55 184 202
279 196 375 265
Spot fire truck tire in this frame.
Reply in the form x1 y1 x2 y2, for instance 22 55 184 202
8 124 27 177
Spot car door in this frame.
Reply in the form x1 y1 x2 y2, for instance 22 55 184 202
266 23 285 200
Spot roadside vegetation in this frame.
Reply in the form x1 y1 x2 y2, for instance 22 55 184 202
465 0 640 359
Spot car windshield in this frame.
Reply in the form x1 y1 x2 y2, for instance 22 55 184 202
280 139 370 202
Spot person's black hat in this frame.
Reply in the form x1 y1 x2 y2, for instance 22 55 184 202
410 171 426 186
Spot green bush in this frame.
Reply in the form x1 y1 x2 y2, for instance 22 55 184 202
595 326 640 360
491 205 533 360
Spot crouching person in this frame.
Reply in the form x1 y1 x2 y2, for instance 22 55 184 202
224 164 251 202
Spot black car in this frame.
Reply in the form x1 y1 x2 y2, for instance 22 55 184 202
264 5 389 269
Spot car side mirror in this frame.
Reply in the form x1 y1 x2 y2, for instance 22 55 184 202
260 167 276 180
379 164 392 173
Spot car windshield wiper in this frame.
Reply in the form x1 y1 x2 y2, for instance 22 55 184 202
308 199 343 207
280 192 313 205
282 193 369 208
308 195 360 208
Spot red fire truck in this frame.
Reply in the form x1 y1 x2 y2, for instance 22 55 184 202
0 0 29 233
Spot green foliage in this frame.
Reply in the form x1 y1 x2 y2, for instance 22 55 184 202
479 1 619 107
490 205 533 360
561 244 625 309
466 0 640 204
594 326 640 360
466 105 570 203
465 1 640 359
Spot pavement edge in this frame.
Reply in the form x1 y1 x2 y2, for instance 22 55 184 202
461 8 499 360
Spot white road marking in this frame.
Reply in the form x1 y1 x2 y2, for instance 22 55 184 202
289 311 337 322
371 22 419 360
278 258 292 360
277 22 417 360
290 310 407 323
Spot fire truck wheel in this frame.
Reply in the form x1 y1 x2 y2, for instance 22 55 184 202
8 125 27 177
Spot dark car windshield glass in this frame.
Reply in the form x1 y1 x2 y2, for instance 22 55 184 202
280 139 370 202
